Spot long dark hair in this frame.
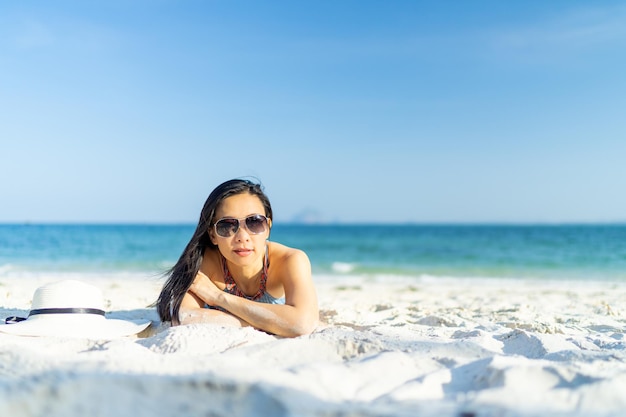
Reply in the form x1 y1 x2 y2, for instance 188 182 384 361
156 178 273 324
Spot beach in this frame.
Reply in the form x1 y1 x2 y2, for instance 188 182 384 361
3 0 625 414
1 275 625 417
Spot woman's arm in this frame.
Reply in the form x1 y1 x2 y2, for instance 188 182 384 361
190 249 319 337
178 290 250 327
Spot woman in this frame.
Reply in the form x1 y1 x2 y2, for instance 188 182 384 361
157 178 318 337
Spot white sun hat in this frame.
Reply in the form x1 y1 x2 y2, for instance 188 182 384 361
0 280 151 339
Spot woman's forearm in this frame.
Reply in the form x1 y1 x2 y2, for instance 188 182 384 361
178 306 250 327
216 292 318 337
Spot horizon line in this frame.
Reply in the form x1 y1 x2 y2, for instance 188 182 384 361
1 220 626 227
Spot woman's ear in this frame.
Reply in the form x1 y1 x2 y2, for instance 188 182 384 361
208 228 218 246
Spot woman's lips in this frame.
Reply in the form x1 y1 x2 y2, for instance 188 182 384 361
234 248 253 257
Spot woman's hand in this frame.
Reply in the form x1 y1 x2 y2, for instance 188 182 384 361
188 270 223 307
179 270 250 327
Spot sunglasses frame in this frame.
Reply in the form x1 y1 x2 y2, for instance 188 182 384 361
212 214 269 238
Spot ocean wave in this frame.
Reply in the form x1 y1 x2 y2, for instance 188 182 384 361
0 269 163 282
331 262 356 273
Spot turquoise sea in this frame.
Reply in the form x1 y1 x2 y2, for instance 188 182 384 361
1 224 625 282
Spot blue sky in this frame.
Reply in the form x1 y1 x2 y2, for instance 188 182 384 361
1 1 625 224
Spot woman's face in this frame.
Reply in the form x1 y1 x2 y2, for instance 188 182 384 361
210 193 271 267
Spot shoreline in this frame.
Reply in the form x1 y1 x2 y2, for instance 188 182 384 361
1 275 625 416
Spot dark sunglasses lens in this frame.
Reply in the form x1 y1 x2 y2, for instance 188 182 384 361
245 215 267 234
215 219 239 237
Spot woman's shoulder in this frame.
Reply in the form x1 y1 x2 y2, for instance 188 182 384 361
267 242 312 286
268 241 309 264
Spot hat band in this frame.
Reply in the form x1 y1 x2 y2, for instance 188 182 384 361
28 308 106 317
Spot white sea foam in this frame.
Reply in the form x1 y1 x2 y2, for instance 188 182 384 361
331 262 356 273
0 263 15 276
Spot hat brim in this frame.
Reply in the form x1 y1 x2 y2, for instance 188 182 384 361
0 314 151 339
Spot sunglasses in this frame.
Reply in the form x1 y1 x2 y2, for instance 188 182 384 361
213 214 269 238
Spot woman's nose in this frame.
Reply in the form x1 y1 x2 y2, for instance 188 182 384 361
234 225 251 241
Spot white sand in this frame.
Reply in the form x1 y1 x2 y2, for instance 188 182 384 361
1 275 626 417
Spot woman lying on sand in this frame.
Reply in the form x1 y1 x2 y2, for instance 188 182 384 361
157 178 318 337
